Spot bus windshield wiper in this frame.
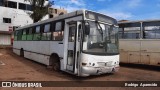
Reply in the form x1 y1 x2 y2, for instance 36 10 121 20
96 21 103 40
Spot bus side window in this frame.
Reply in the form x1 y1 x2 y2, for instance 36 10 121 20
33 26 41 40
14 31 18 41
27 28 33 40
53 21 64 41
41 24 51 40
17 30 22 41
22 29 27 40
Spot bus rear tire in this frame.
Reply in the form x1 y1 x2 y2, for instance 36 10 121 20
50 54 60 71
20 49 24 57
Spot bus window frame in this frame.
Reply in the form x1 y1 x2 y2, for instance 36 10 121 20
26 27 34 40
17 30 22 41
14 30 18 41
21 29 27 40
41 23 52 41
52 20 65 41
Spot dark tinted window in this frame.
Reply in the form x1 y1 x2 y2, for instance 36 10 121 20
41 24 51 40
3 18 11 23
119 27 140 39
27 28 33 40
14 31 18 41
7 1 17 9
26 4 32 11
19 3 26 10
144 26 160 39
123 32 140 39
0 0 4 6
17 30 22 40
52 21 64 41
36 26 41 33
23 29 27 35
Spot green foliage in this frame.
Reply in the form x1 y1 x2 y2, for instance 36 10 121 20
24 0 52 22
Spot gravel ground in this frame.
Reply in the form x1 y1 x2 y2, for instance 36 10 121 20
0 48 160 90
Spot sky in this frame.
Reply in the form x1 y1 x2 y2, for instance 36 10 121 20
50 0 160 21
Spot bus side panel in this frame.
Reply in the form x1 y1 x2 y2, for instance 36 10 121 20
120 39 160 66
13 48 20 56
50 41 64 70
141 40 160 66
14 41 51 65
120 51 128 63
13 41 21 55
24 51 50 65
119 40 141 64
150 53 160 66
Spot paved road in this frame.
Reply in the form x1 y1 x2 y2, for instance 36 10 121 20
0 49 160 90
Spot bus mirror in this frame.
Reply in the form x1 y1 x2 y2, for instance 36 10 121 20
85 22 90 35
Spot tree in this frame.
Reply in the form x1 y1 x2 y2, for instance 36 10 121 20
24 0 54 23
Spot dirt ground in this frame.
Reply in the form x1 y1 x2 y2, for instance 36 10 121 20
0 48 160 90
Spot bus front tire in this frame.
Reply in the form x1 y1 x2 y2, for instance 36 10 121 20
50 54 60 71
53 61 60 71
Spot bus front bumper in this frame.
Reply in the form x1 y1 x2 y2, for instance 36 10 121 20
80 65 119 76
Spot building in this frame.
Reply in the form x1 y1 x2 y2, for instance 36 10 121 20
48 7 67 18
0 0 33 45
0 0 67 45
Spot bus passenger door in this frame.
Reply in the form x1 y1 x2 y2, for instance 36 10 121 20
66 22 77 73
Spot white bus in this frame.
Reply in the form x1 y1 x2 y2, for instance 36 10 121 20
13 10 119 76
119 20 160 66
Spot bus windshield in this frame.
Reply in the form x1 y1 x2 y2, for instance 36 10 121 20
82 21 119 55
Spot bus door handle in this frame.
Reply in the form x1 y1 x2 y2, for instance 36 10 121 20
59 42 63 44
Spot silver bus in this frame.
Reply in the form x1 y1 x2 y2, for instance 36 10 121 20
13 10 119 76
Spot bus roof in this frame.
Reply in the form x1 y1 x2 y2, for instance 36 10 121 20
118 19 160 24
118 19 160 27
16 10 85 30
16 9 117 30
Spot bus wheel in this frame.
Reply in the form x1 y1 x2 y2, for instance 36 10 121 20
20 49 24 57
50 54 60 71
53 61 60 71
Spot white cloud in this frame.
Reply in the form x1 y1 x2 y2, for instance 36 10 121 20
110 0 143 11
70 0 85 6
127 0 142 8
54 0 86 12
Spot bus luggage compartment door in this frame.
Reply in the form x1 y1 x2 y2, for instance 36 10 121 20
140 52 150 64
128 52 140 63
